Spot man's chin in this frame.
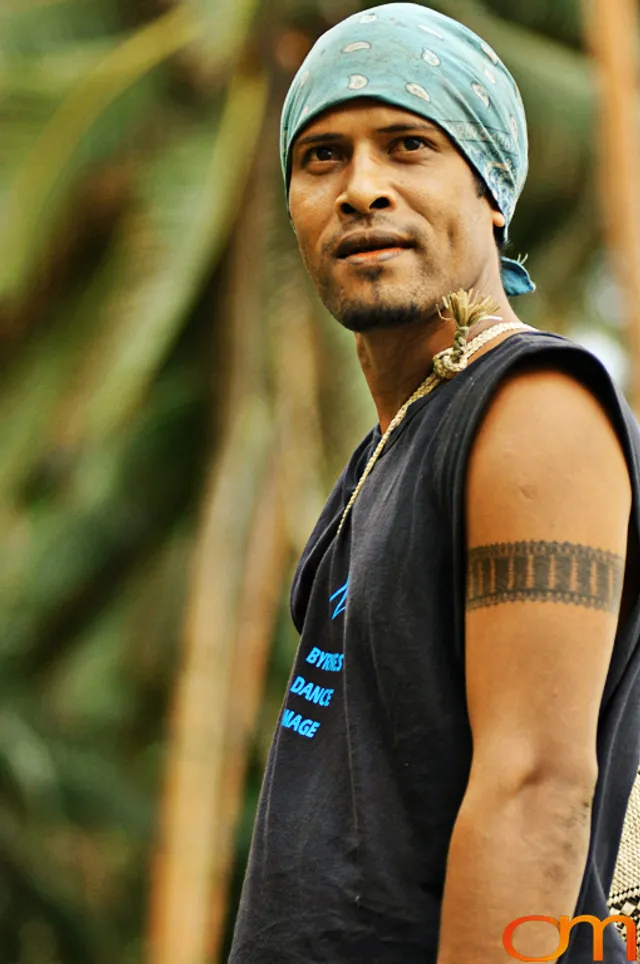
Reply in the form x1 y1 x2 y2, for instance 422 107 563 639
333 300 431 333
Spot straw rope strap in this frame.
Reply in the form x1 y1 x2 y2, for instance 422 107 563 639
336 317 532 536
608 768 640 960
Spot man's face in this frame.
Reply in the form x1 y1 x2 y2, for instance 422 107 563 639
288 99 502 332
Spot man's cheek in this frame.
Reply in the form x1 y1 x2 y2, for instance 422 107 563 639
298 243 318 278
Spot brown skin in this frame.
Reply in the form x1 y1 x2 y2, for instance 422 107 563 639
439 365 632 963
288 98 521 431
289 99 635 962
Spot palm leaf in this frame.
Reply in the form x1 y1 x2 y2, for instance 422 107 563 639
481 0 583 49
0 65 266 508
3 0 123 51
0 363 206 671
1 43 118 100
53 65 269 448
0 259 121 508
183 0 262 81
0 6 201 304
0 806 117 962
0 708 63 819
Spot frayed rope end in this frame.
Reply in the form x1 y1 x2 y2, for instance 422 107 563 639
433 288 502 379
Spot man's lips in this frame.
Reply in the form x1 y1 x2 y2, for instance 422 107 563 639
335 231 415 260
341 246 409 265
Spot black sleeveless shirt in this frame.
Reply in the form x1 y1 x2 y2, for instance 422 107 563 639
229 330 640 964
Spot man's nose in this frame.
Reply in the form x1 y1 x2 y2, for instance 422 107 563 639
336 150 395 216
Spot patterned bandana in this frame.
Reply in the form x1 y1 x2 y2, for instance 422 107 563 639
279 2 535 297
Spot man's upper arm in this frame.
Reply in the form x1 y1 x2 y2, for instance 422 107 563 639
464 364 632 795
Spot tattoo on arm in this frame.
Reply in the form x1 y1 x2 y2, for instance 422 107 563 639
466 541 625 613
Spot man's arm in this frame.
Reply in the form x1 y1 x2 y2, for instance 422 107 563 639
436 364 632 964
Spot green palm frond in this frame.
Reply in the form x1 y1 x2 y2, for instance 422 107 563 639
0 710 63 819
0 6 200 304
0 264 121 508
181 0 263 78
55 66 269 447
3 0 123 52
0 806 117 963
481 0 583 49
1 43 118 99
0 68 266 510
0 362 206 671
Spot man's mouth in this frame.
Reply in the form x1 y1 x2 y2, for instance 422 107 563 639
341 248 408 264
341 246 407 265
335 231 415 265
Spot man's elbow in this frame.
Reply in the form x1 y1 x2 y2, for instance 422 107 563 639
457 764 597 879
464 752 599 813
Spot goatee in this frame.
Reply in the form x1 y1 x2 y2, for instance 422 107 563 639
333 300 429 333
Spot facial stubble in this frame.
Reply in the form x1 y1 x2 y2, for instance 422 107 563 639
314 257 442 334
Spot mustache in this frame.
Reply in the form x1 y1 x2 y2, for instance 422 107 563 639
322 220 423 258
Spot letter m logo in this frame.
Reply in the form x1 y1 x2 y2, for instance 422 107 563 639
564 914 638 962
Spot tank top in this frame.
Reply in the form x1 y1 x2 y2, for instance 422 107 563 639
229 329 640 964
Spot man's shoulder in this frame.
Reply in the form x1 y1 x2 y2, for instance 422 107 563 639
468 331 635 498
468 361 633 507
432 326 640 514
464 327 634 436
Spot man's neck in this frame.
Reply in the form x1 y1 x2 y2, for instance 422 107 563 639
354 294 522 434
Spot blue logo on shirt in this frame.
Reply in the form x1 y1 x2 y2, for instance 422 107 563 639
330 576 349 619
280 577 349 741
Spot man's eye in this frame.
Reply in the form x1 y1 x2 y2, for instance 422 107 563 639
305 145 338 163
394 137 431 154
395 136 430 153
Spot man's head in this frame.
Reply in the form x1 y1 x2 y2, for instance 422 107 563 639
288 99 509 332
280 3 534 332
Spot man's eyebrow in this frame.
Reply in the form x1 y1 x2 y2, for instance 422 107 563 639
294 131 345 150
293 121 441 156
376 122 441 134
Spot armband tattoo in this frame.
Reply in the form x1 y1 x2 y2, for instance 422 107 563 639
466 540 624 613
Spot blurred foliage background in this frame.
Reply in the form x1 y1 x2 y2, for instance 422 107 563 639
0 0 634 962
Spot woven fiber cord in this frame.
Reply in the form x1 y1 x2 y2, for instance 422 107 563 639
608 767 640 960
336 307 533 536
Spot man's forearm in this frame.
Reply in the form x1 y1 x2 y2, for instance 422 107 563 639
436 776 594 964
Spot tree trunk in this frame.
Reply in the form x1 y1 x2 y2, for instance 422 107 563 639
582 0 640 412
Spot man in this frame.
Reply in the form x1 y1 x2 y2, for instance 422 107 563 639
229 4 640 963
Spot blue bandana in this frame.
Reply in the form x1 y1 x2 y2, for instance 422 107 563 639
279 2 535 297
